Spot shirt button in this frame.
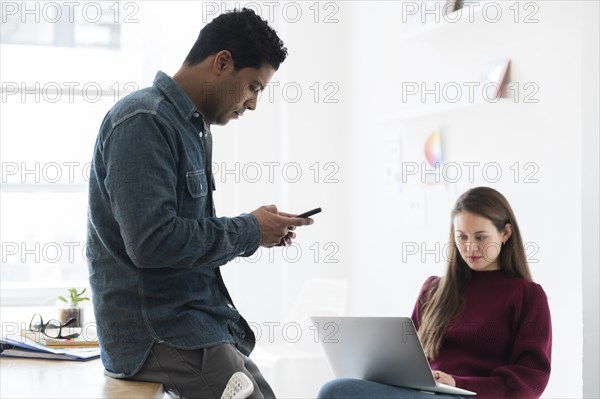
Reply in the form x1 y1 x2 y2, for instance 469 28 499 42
199 131 203 138
227 304 234 309
193 112 200 118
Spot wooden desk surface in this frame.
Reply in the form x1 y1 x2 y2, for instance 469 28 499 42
0 357 163 399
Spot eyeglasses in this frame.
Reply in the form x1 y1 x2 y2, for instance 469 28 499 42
29 313 81 340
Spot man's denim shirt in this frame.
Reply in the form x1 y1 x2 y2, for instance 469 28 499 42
87 71 260 378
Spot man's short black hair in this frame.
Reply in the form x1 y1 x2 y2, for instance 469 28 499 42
184 8 288 70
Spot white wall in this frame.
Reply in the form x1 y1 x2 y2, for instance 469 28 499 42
343 1 596 398
581 2 600 398
209 3 355 325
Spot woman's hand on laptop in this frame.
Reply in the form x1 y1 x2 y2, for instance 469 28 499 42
433 370 456 387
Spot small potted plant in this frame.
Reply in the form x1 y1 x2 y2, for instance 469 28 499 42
57 288 90 328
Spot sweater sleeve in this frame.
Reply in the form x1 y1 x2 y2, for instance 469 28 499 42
452 283 552 399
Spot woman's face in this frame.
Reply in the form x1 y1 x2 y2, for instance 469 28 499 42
453 211 512 272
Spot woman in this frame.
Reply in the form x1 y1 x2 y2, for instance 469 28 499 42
318 187 552 399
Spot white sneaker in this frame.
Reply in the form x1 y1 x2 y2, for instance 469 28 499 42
221 371 254 399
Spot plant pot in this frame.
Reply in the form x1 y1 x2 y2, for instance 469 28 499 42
58 307 83 328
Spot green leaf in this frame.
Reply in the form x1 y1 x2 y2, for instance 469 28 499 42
60 288 91 305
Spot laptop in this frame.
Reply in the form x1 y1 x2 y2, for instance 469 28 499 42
310 316 476 396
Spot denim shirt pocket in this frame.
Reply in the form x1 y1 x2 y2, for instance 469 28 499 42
179 169 208 217
186 170 208 198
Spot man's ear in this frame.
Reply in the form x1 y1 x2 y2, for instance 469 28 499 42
213 50 233 74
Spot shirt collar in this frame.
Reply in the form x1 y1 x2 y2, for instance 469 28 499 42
153 71 200 121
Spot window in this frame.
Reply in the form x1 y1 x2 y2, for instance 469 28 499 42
1 1 124 48
1 0 140 305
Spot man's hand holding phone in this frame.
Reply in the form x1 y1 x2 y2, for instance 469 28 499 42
250 206 321 247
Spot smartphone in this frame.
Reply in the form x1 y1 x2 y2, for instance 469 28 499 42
296 207 322 218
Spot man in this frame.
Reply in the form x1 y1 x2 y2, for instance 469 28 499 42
87 8 312 398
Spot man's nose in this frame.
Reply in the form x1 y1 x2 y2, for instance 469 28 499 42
244 97 257 111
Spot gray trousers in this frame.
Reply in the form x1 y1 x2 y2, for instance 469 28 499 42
128 342 276 399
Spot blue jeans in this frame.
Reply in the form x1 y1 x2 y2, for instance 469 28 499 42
318 378 469 399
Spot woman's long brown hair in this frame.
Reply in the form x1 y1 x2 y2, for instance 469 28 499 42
417 187 532 359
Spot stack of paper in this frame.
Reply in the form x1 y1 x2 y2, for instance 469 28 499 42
20 329 99 348
0 336 100 361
